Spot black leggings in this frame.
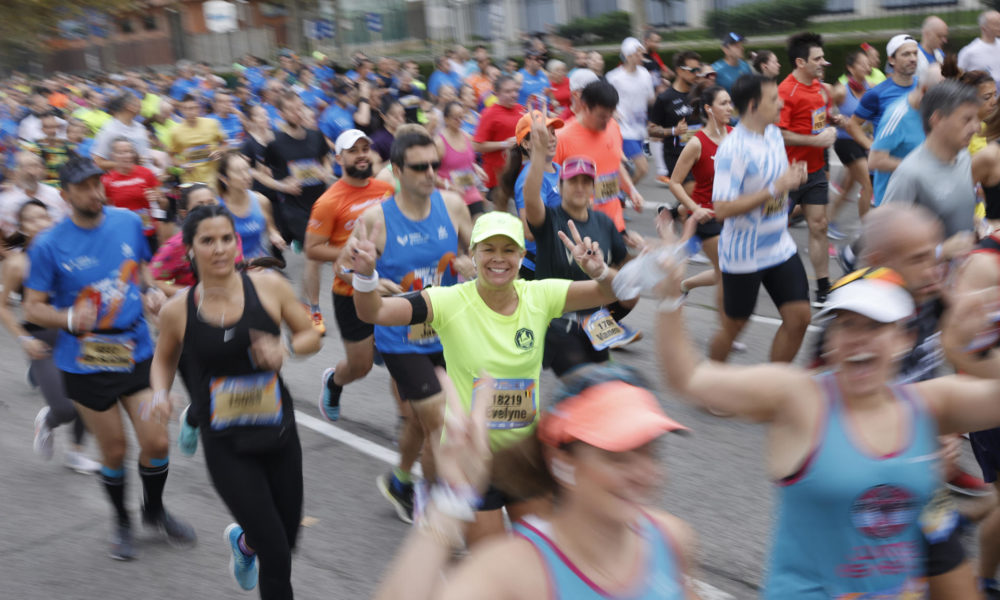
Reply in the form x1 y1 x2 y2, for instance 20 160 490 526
202 428 303 600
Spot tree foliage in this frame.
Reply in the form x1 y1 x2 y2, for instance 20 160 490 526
556 11 633 44
706 0 826 37
0 0 133 50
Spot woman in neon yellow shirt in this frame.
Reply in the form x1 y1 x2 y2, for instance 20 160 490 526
349 137 629 544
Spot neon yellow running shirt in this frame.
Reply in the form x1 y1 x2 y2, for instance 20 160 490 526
427 278 571 450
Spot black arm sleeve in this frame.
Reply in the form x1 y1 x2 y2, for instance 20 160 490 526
403 291 428 325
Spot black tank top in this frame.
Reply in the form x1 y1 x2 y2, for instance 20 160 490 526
183 272 294 448
984 180 1000 220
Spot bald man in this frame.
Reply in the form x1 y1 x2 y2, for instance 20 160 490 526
958 11 1000 88
917 15 949 73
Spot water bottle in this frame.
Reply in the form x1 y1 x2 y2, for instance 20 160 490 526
612 236 702 300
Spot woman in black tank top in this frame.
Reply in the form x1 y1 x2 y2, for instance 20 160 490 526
149 205 321 599
974 142 1000 231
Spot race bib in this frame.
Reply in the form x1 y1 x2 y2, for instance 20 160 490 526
288 159 324 187
762 190 789 217
678 123 702 146
595 173 620 205
407 322 439 344
811 107 827 135
583 308 627 350
473 377 537 430
77 333 135 372
209 372 283 431
185 144 213 165
833 578 926 600
450 169 476 190
918 488 959 544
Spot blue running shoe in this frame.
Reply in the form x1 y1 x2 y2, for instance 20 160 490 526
178 405 198 456
318 367 343 422
224 523 258 591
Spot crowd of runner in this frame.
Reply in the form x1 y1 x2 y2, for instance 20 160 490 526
6 7 1000 599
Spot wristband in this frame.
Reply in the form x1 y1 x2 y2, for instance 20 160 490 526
670 126 676 136
66 307 75 333
593 263 610 282
657 296 685 313
430 483 479 522
352 270 379 293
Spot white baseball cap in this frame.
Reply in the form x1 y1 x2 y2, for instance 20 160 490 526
815 268 915 324
334 129 372 155
621 37 645 58
569 68 600 92
886 34 918 58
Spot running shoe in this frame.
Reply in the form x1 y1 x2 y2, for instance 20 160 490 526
376 472 414 524
946 470 992 497
656 174 671 185
731 340 748 353
827 222 847 241
109 520 136 561
178 405 199 456
64 450 101 474
373 348 385 367
33 406 53 460
812 288 828 309
835 244 857 274
143 507 198 547
319 367 343 421
224 523 258 591
312 311 326 336
608 325 643 349
291 240 303 254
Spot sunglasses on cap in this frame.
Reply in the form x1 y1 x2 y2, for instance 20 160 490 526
405 161 441 172
831 267 905 291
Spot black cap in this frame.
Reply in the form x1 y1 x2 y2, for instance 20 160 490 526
722 32 745 46
59 156 104 188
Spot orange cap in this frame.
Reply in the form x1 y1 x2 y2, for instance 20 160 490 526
515 110 564 143
538 381 688 451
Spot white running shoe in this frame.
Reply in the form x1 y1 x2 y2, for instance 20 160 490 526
64 450 101 474
33 407 53 460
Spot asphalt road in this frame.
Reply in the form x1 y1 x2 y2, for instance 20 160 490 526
0 165 986 599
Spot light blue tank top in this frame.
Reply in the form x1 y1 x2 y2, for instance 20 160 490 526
514 514 686 600
836 85 867 141
220 191 268 259
764 373 938 599
374 191 457 354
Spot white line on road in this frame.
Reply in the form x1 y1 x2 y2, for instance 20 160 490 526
294 410 735 599
686 302 823 334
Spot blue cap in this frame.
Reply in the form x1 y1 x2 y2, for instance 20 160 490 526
723 32 745 45
59 156 104 188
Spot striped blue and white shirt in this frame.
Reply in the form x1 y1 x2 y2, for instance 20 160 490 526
713 123 797 274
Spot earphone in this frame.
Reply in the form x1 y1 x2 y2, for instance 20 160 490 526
550 457 576 486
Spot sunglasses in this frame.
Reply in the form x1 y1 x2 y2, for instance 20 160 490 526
405 161 440 172
562 157 596 174
178 181 208 188
679 66 698 72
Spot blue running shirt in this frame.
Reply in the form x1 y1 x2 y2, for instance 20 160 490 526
25 207 154 374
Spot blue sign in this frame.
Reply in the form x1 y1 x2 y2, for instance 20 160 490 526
316 18 334 39
365 12 382 33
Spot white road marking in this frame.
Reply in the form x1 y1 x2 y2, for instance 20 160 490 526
685 301 823 333
294 410 735 599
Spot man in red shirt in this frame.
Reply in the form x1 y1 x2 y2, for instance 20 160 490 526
472 75 524 209
101 138 163 254
778 31 837 306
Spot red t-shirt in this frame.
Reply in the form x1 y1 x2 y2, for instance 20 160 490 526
777 74 828 174
550 79 571 114
101 165 159 235
473 102 525 189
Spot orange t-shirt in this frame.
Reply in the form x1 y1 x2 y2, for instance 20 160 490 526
307 178 395 296
554 118 626 231
467 74 492 106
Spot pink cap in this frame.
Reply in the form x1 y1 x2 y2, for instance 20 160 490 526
538 381 689 452
560 155 597 180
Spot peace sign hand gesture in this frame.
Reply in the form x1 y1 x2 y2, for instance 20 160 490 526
346 218 381 277
557 220 608 280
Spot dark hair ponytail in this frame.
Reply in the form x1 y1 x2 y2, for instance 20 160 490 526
498 140 529 204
